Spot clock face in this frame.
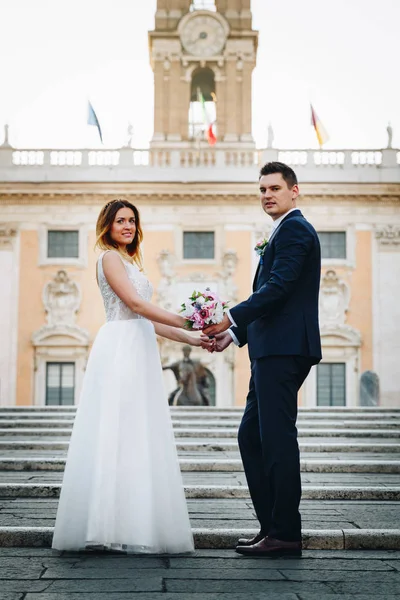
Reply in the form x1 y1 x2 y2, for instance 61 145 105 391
181 14 226 57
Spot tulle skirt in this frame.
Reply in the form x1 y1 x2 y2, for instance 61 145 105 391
52 319 194 554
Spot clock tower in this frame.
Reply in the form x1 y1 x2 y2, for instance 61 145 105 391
149 0 258 148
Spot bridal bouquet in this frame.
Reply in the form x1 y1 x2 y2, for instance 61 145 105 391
180 288 229 330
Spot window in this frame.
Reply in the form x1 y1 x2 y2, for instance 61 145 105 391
183 231 215 259
318 232 346 259
189 68 216 140
46 363 75 405
317 363 346 406
47 230 79 258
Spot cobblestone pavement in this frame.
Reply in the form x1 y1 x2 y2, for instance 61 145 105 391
0 547 399 598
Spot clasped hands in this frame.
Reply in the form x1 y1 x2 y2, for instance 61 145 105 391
199 314 232 354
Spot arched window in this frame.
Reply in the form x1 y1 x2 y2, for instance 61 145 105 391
188 67 217 141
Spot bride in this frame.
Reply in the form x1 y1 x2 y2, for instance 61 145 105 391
52 199 204 554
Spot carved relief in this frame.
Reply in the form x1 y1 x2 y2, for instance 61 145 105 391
43 270 81 327
179 272 212 283
319 269 361 347
220 249 238 302
32 270 90 386
0 224 17 249
156 250 176 311
375 225 400 247
319 269 350 326
320 324 362 347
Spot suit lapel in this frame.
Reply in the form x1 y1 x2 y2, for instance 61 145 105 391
252 210 303 290
252 262 261 291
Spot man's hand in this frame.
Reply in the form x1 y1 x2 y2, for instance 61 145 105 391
200 331 233 353
202 314 231 337
214 331 233 352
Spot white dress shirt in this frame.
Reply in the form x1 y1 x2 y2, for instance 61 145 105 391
226 208 300 346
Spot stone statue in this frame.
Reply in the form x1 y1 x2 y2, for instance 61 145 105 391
360 371 380 406
163 345 212 406
267 122 274 149
386 122 393 149
126 123 134 148
2 124 10 147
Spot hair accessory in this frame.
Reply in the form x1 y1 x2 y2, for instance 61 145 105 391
104 199 118 210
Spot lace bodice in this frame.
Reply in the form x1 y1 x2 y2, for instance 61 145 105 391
97 251 153 321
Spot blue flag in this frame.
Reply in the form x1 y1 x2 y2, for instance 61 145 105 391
87 101 103 143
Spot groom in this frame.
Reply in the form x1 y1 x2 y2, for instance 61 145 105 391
202 161 322 556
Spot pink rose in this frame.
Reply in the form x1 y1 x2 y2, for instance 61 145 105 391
199 308 210 319
192 312 205 329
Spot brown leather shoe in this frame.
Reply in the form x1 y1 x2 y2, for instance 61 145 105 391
236 536 302 557
237 532 265 546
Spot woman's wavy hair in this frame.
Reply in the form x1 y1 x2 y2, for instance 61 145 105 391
95 199 143 269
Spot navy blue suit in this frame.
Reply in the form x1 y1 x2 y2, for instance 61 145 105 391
230 209 322 541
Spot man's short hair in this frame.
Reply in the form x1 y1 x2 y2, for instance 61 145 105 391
259 161 298 188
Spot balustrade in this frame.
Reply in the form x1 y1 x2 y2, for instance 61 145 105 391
1 145 399 183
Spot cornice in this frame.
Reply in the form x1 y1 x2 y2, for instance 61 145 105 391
1 192 399 206
1 182 400 195
0 182 400 205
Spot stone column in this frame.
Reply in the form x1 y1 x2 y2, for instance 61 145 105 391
224 54 238 142
241 59 253 141
0 225 19 406
153 59 166 141
179 67 192 141
235 58 243 139
373 225 400 406
239 0 252 28
215 69 226 140
167 58 183 141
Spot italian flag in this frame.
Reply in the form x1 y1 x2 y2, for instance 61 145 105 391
197 88 217 146
310 104 329 147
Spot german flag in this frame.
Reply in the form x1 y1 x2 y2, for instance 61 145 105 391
310 104 329 147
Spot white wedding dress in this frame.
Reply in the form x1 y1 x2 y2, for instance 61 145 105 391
52 251 194 554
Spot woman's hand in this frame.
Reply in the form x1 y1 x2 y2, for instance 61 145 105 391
188 336 202 347
180 316 191 329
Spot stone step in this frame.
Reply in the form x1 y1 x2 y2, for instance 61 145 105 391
2 471 398 487
1 418 399 429
0 457 399 473
3 450 400 463
1 412 400 421
0 526 399 550
0 440 399 453
173 420 400 429
1 406 399 411
0 427 399 438
0 483 399 500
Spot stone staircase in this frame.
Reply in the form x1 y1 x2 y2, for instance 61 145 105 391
0 405 399 550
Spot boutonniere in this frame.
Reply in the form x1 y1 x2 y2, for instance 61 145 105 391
254 237 268 256
254 237 269 264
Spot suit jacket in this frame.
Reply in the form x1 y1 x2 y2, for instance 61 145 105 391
230 209 322 363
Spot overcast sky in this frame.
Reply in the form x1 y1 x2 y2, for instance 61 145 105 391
0 0 398 149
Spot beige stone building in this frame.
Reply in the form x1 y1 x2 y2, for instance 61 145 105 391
0 0 399 408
